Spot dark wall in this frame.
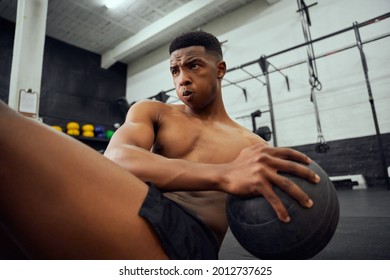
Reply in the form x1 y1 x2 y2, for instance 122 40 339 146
0 18 14 103
0 17 127 130
292 133 390 188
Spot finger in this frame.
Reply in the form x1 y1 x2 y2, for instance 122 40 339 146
272 172 314 209
264 147 312 164
269 157 320 184
261 185 291 223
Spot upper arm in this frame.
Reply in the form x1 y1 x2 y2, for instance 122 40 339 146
105 100 159 153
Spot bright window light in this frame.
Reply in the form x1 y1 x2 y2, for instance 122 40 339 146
104 0 128 9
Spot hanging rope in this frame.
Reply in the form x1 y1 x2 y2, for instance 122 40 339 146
310 87 329 153
297 0 329 153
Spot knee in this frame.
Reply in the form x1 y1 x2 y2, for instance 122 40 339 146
0 100 12 116
0 100 19 123
0 100 7 111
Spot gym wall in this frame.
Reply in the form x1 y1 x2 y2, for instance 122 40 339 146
0 17 127 131
0 18 14 103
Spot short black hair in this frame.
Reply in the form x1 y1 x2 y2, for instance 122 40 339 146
169 31 223 60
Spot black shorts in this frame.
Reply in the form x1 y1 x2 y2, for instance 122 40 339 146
139 184 219 260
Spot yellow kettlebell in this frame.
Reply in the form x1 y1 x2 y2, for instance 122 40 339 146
82 124 94 132
51 126 63 132
82 131 94 137
67 129 80 136
67 122 80 130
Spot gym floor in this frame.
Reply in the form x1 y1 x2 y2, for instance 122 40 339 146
219 188 390 260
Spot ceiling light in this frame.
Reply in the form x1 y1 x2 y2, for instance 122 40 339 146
104 0 128 9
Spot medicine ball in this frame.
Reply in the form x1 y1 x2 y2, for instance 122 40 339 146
226 161 339 260
94 125 105 134
105 129 114 139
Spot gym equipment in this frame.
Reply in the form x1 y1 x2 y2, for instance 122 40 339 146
66 129 80 136
297 0 329 153
94 125 105 138
105 129 114 139
226 160 339 260
82 131 94 137
95 133 105 138
249 110 272 142
67 122 80 136
255 126 272 142
353 22 390 189
311 88 329 153
113 123 121 129
250 110 262 130
94 125 104 133
82 124 94 132
51 125 63 132
258 56 277 147
66 122 80 130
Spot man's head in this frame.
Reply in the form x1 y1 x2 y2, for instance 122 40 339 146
169 31 223 61
169 31 226 112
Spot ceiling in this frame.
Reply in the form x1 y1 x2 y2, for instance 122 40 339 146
0 0 269 68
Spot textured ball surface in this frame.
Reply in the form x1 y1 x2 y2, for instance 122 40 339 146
226 161 339 260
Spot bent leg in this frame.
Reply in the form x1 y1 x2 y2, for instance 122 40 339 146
0 101 168 259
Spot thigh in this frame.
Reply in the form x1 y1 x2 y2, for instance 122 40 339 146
0 104 168 259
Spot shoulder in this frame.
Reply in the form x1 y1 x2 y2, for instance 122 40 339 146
126 100 168 121
230 120 267 145
128 99 166 112
128 99 185 113
125 99 186 123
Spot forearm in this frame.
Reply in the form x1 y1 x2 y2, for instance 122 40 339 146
104 145 223 192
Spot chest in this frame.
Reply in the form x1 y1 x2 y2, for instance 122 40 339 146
153 116 254 163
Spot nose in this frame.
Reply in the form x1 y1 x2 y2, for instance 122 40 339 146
178 70 191 86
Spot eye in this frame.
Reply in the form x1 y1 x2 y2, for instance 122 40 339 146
190 63 199 70
171 69 179 76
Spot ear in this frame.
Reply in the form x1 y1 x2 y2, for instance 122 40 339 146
216 61 226 79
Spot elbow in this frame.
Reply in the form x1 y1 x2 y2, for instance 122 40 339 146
104 145 144 177
104 145 132 168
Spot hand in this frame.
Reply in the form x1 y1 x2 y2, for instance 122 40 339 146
220 144 320 223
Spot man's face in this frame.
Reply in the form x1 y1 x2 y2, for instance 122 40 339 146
170 46 225 110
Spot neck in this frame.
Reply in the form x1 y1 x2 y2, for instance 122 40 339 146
184 92 230 122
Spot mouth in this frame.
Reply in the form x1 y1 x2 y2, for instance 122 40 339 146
182 90 193 98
